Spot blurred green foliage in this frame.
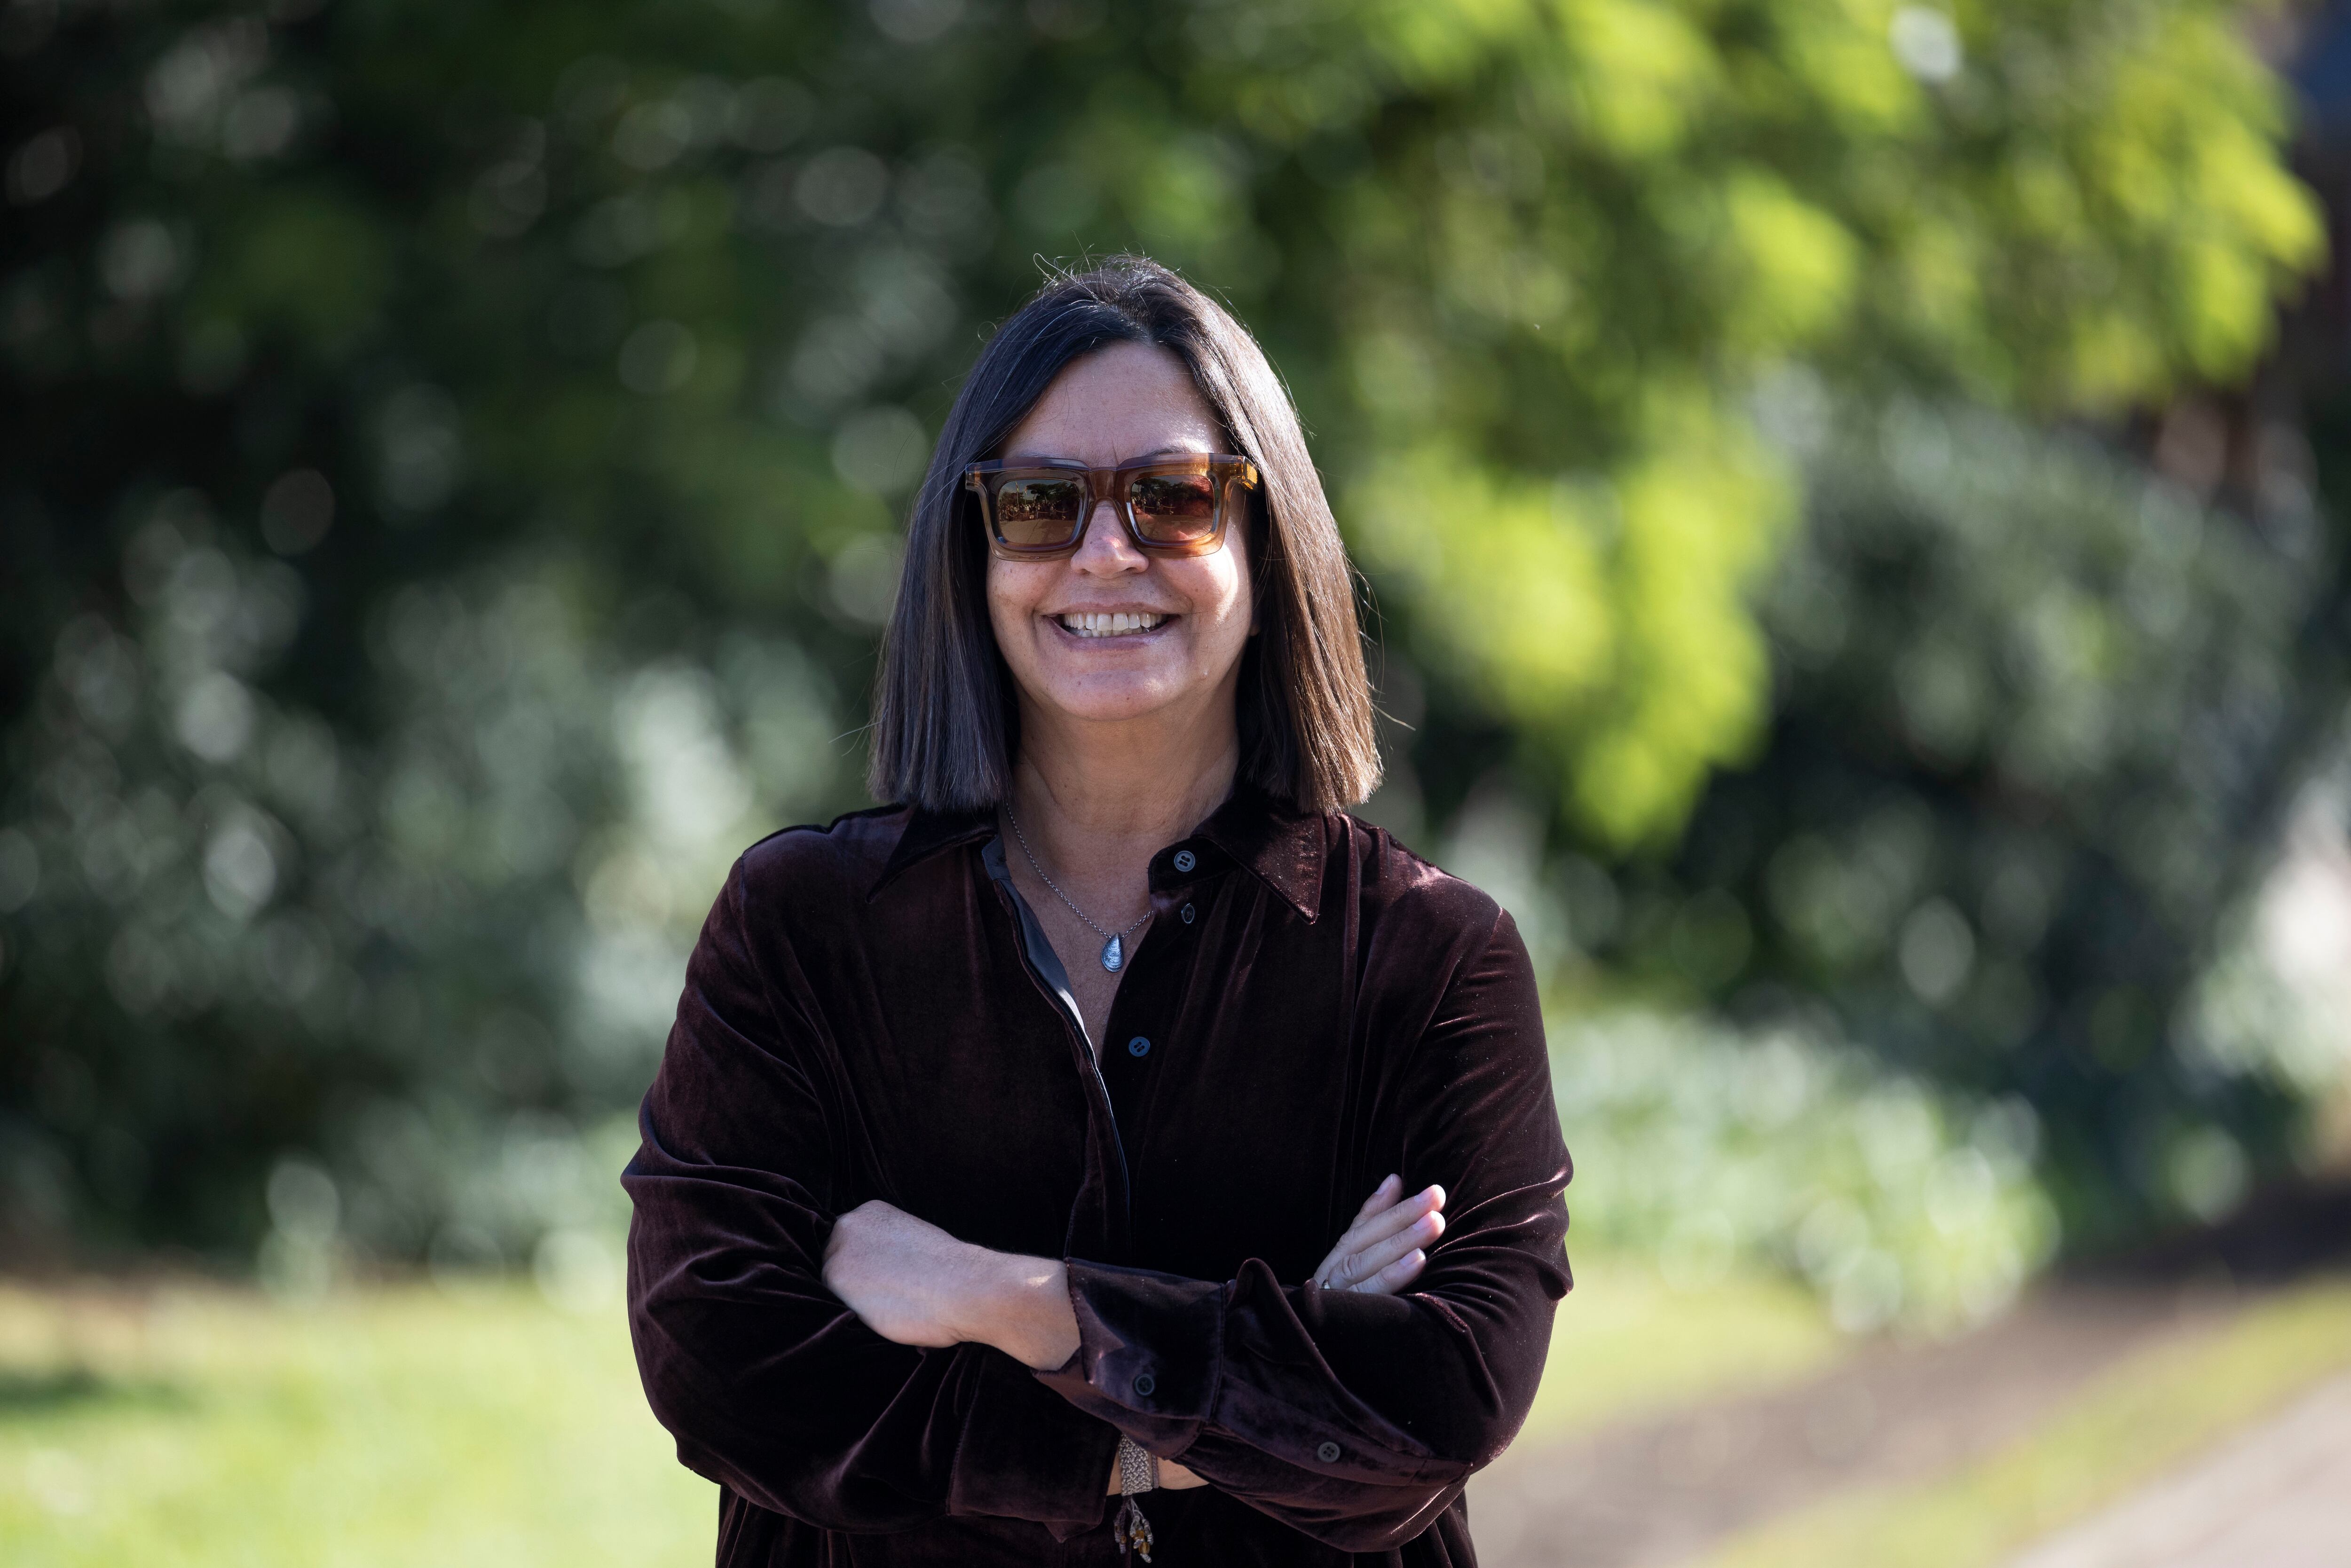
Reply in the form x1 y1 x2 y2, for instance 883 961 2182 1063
1625 398 2347 1248
0 0 2335 1267
1552 1006 2059 1334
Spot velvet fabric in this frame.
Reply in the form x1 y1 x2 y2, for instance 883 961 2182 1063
624 786 1573 1565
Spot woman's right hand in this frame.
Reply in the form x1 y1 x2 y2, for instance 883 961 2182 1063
1311 1174 1447 1295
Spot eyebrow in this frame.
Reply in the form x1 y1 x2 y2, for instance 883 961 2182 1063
998 446 1208 465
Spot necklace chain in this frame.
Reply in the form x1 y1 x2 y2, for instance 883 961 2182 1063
1004 804 1153 947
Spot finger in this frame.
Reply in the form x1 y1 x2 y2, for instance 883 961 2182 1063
1310 1240 1346 1289
1341 1206 1445 1284
1315 1182 1443 1289
1339 1185 1440 1252
1314 1193 1438 1289
1357 1248 1428 1296
1335 1184 1444 1257
1354 1174 1403 1221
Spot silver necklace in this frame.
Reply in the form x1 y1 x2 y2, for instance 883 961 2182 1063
1004 804 1152 972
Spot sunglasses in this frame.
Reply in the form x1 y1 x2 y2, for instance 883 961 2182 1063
963 454 1260 559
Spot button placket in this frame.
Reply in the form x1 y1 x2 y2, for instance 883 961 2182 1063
1097 893 1177 1138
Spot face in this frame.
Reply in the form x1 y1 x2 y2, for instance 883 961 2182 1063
986 341 1254 732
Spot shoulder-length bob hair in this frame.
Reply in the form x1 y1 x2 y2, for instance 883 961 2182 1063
868 257 1380 815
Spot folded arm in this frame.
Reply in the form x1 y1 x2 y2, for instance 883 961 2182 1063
822 1174 1451 1494
824 908 1572 1552
624 861 1119 1536
1048 907 1570 1549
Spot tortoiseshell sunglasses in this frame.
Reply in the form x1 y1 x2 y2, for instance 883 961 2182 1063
963 455 1260 559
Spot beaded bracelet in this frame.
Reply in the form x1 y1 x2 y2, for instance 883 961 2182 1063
1112 1435 1157 1561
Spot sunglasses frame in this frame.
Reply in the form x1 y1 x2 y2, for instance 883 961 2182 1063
963 454 1260 560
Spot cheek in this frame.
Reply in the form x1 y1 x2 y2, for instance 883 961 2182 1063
1182 554 1254 654
985 559 1044 641
1224 517 1256 629
1206 532 1254 632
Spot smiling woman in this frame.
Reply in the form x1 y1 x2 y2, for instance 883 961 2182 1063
869 260 1378 819
623 258 1573 1567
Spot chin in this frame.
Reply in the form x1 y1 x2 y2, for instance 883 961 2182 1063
1030 670 1193 723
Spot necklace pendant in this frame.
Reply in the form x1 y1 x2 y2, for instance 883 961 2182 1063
1101 934 1123 972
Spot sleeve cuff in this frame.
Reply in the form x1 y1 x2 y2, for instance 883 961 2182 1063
1033 1258 1227 1448
948 1342 1120 1530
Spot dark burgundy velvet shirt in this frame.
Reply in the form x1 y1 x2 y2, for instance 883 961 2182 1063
623 787 1572 1566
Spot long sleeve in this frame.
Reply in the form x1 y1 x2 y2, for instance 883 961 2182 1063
1035 905 1572 1552
623 858 1119 1535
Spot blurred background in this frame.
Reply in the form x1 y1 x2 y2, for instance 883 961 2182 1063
5 0 2351 1562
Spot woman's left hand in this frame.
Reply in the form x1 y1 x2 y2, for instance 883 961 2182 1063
822 1199 1080 1370
1312 1174 1447 1294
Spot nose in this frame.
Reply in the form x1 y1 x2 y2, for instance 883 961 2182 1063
1071 497 1147 574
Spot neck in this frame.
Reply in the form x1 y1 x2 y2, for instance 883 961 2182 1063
1008 699 1241 873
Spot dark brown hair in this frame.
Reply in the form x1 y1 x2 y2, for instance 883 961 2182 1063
868 257 1380 814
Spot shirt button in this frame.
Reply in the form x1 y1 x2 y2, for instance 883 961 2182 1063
1173 849 1196 873
1127 1036 1151 1058
1180 903 1195 924
1133 1372 1157 1398
1317 1441 1342 1463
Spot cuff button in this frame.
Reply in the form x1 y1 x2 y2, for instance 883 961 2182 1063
1316 1440 1342 1464
1133 1372 1157 1398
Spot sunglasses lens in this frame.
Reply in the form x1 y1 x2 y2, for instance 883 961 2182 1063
1128 471 1219 544
994 476 1084 547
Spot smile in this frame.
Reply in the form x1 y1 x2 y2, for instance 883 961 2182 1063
1055 611 1168 638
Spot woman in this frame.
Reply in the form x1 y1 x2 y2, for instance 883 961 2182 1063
625 257 1571 1566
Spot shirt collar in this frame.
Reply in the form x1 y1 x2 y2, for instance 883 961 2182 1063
870 802 996 898
870 785 1327 922
1183 785 1326 921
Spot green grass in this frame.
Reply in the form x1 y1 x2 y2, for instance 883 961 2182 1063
0 1251 1838 1561
1694 1275 2351 1568
0 1281 714 1566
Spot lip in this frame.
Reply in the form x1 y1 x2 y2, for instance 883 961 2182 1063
1043 609 1180 645
1045 602 1177 618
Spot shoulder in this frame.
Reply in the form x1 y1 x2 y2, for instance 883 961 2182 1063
1326 813 1542 1040
734 802 915 906
1328 811 1511 952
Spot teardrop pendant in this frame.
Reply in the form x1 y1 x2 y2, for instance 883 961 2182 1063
1100 934 1123 972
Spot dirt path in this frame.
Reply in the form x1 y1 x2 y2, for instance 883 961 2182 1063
1999 1370 2351 1568
1466 1284 2237 1568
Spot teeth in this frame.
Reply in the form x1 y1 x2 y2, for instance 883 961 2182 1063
1058 611 1167 637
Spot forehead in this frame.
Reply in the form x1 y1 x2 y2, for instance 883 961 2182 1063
1003 341 1223 462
